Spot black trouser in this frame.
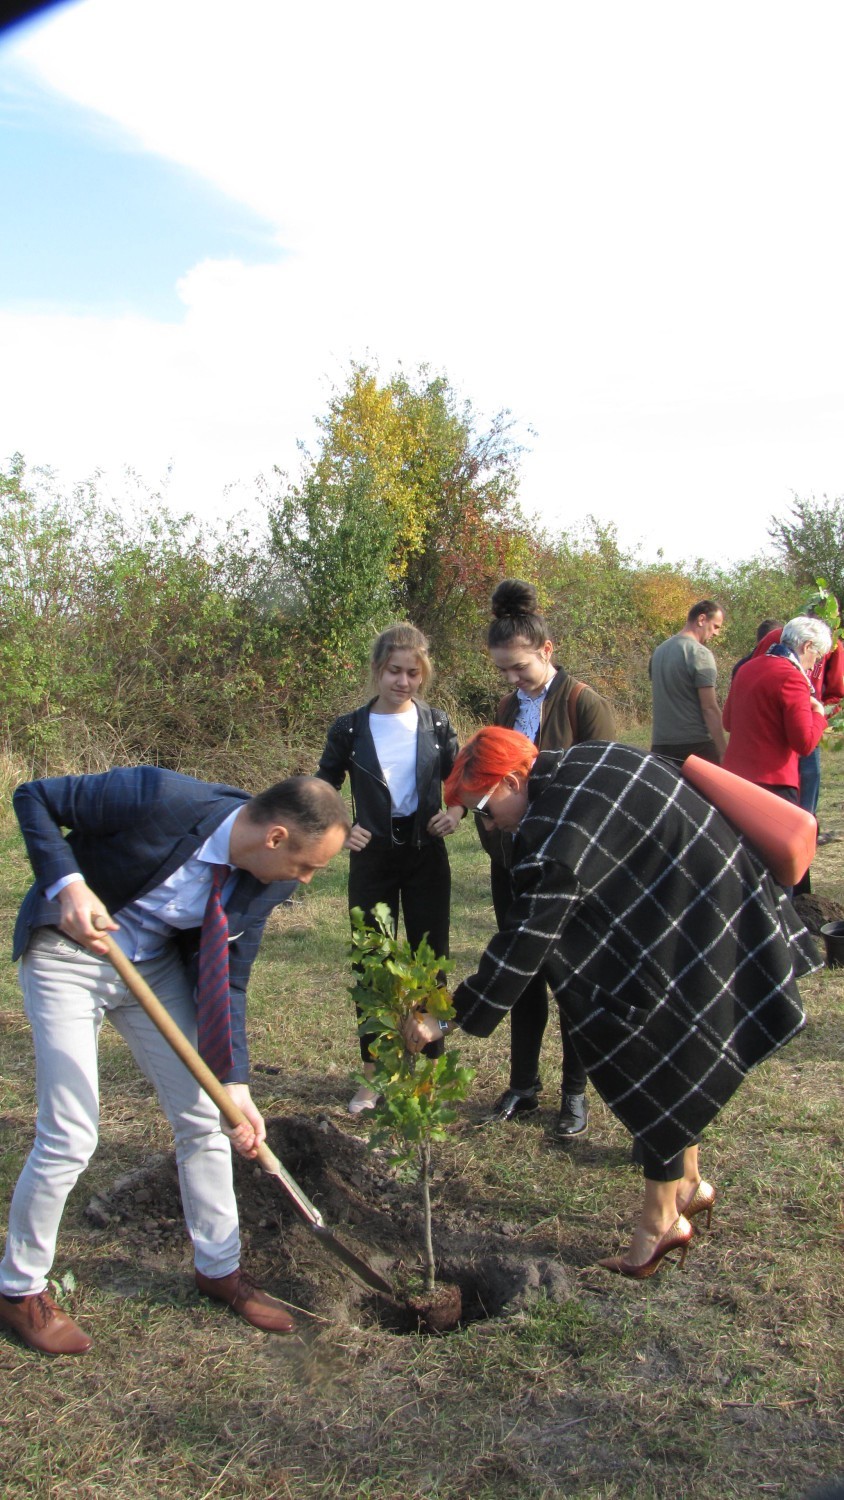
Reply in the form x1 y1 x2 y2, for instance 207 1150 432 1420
349 834 450 1063
489 860 588 1096
631 1137 699 1181
650 738 720 768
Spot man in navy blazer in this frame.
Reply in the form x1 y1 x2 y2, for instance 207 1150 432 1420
0 766 349 1355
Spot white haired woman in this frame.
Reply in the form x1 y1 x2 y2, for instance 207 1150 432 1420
404 728 819 1277
722 615 832 804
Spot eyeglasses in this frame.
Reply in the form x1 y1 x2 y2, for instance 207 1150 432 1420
467 782 501 821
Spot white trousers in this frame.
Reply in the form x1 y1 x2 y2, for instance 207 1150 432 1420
0 928 240 1295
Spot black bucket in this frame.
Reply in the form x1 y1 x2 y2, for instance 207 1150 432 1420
820 921 844 968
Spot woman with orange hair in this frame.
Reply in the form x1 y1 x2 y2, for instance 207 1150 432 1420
405 727 818 1276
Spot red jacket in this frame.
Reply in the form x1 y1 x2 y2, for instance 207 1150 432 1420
723 653 826 788
751 630 844 709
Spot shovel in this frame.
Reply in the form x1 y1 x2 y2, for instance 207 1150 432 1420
93 921 393 1298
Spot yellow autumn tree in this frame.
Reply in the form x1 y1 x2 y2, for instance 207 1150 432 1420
302 361 531 665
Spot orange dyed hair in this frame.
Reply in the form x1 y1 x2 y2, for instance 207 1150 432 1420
444 726 538 804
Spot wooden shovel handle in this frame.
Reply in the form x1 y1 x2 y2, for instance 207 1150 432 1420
92 923 394 1277
92 918 285 1179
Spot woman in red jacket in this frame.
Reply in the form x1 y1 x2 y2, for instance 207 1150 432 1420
746 603 843 813
723 616 831 797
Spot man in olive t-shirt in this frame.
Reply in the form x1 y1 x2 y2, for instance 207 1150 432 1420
649 600 727 766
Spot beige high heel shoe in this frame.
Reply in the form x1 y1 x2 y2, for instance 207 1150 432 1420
678 1180 716 1229
598 1215 694 1279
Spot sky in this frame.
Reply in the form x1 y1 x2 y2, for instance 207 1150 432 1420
1 0 843 565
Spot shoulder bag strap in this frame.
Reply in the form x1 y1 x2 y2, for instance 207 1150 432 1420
567 679 585 740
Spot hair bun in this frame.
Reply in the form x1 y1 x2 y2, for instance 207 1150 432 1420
491 579 538 619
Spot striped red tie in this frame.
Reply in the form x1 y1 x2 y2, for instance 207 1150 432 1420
196 864 233 1079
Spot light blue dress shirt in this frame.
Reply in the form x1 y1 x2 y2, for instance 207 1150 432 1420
513 680 553 744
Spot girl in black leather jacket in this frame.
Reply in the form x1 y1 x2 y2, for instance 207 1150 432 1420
316 623 464 1112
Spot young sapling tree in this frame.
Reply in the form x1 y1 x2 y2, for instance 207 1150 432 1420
349 903 474 1301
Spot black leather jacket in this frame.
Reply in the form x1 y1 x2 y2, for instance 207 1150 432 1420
316 700 459 848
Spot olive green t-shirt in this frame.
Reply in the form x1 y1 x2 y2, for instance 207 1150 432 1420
649 633 718 745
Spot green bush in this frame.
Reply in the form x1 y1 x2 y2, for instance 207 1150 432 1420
1 448 822 780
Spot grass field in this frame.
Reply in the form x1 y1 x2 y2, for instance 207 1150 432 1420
0 747 842 1499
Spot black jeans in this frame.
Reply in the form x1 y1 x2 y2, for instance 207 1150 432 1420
349 837 450 1063
489 860 588 1097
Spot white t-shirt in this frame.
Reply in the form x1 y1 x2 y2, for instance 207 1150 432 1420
369 704 419 815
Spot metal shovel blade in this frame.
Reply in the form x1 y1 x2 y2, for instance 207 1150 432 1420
258 1147 393 1296
309 1224 392 1296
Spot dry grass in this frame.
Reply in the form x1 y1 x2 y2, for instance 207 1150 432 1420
0 748 843 1499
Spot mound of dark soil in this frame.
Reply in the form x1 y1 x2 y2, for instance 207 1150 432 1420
792 891 844 935
86 1113 573 1328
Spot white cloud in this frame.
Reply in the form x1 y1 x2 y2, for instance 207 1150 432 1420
2 0 843 560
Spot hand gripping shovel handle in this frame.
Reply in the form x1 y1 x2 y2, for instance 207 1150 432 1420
92 920 393 1296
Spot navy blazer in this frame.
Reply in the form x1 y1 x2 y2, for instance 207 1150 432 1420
12 765 298 1082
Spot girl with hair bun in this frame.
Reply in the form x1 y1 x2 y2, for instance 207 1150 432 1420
478 581 616 1137
316 623 463 1113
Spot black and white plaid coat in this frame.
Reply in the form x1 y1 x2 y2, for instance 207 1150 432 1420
453 743 819 1165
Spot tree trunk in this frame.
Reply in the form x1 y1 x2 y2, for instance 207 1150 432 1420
419 1140 436 1294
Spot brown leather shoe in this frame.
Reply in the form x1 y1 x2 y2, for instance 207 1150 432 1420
0 1291 93 1355
194 1268 296 1333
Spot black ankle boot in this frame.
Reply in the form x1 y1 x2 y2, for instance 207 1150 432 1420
555 1092 588 1138
483 1082 541 1124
